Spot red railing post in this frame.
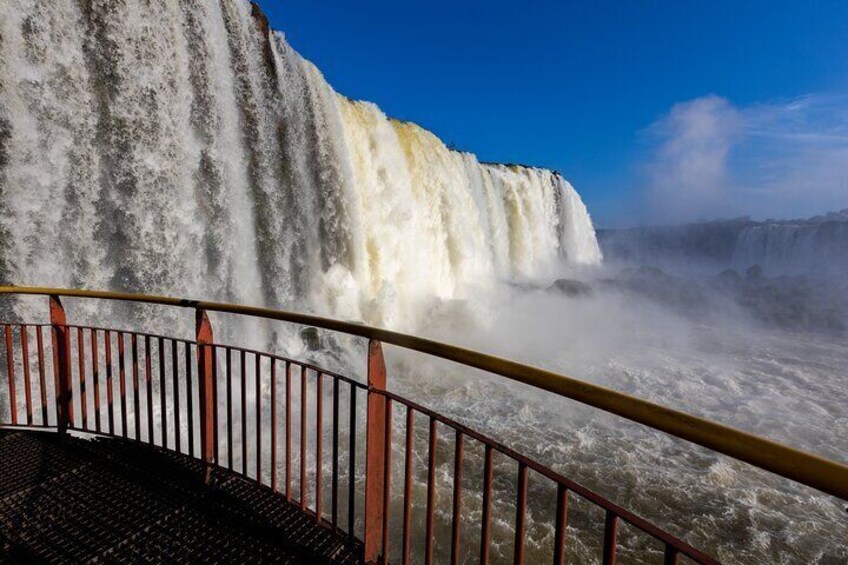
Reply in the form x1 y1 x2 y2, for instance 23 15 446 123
364 339 388 564
196 309 215 483
49 295 72 435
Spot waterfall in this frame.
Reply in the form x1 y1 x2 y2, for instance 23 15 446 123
0 0 601 334
731 222 848 278
599 215 848 280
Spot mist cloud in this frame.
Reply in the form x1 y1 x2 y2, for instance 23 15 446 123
640 93 848 223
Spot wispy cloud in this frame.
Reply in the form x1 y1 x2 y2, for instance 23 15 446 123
639 93 848 223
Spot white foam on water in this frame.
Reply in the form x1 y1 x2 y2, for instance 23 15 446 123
1 1 843 563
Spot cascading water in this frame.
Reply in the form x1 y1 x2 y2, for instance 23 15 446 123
0 0 601 336
598 214 848 279
731 221 848 278
2 3 847 565
0 3 607 560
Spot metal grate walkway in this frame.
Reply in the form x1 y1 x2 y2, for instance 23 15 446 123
0 429 361 564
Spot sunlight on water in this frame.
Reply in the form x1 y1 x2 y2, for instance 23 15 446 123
0 1 844 564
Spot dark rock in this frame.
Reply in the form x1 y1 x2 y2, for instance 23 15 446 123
547 278 594 297
715 268 742 287
0 117 10 169
250 2 271 36
746 265 764 280
300 327 320 351
250 2 277 80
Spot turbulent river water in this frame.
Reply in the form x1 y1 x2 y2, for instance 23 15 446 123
404 284 848 564
0 1 845 564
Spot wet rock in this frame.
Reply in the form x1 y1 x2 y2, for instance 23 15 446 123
0 117 10 169
547 278 594 297
250 2 277 79
745 265 764 281
300 327 320 351
714 268 742 288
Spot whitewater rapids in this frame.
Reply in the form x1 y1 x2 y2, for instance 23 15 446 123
1 2 845 565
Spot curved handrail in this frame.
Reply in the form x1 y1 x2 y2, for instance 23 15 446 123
1 285 846 501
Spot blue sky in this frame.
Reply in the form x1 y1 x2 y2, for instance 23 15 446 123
256 0 848 226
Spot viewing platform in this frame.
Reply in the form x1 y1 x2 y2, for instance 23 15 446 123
0 287 845 564
0 429 358 563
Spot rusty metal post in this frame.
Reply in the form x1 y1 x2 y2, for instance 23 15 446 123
364 339 388 564
196 309 215 483
50 296 72 434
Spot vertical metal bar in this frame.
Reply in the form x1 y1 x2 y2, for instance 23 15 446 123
365 340 389 563
663 545 680 565
331 377 339 530
131 334 140 440
158 336 167 448
450 431 464 565
196 309 215 483
77 327 87 430
5 325 16 426
118 332 127 437
172 340 180 453
514 463 528 565
91 330 101 433
226 347 233 470
285 361 292 501
300 366 307 512
348 382 357 543
241 349 247 476
480 445 494 565
381 398 393 563
256 353 262 484
271 358 277 492
553 485 568 565
36 327 47 425
602 512 618 565
105 331 115 434
185 341 194 457
145 336 154 443
49 296 71 433
316 371 323 518
21 326 32 425
51 324 60 426
424 416 437 565
402 408 414 565
212 346 220 465
64 324 72 421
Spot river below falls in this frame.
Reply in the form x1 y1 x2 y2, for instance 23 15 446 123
376 289 848 564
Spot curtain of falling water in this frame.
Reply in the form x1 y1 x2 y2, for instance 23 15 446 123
0 0 602 341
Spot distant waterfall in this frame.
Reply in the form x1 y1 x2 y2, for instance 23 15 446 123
599 217 848 279
731 222 848 278
0 0 601 333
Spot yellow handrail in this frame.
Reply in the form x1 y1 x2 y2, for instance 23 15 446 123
2 285 846 500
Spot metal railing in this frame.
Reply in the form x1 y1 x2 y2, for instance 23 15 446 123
0 286 846 564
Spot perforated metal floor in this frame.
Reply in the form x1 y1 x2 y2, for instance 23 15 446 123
0 429 361 564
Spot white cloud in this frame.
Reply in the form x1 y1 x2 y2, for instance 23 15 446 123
640 93 848 222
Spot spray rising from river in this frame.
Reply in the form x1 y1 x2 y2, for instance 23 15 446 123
0 2 845 564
